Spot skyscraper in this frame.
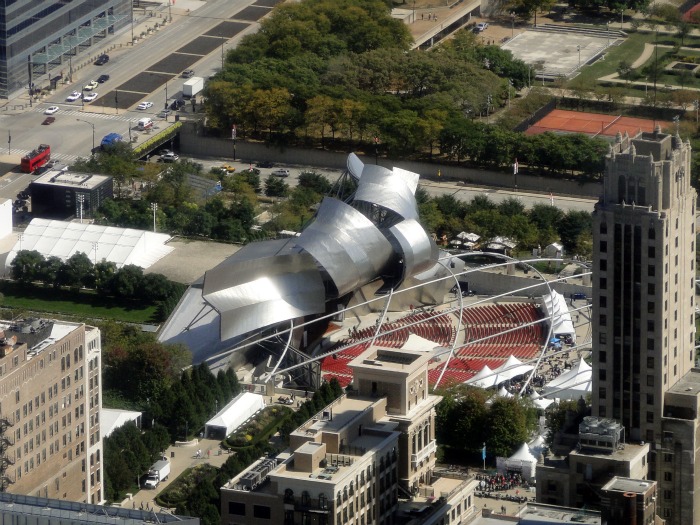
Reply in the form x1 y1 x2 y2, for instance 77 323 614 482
591 128 699 525
0 0 131 98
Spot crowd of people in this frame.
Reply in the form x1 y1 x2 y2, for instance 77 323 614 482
475 472 526 493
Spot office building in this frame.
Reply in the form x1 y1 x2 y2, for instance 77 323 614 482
0 492 198 525
0 318 103 504
30 169 113 219
591 128 699 525
600 476 657 525
220 346 478 525
0 0 131 98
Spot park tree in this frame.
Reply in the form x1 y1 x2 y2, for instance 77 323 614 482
485 397 531 458
38 256 63 288
545 399 588 447
57 252 93 289
265 175 290 197
557 210 593 254
10 250 45 284
108 264 144 299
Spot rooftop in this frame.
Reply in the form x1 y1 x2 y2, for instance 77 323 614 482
349 347 431 375
32 169 111 189
601 476 654 494
666 368 700 396
570 442 648 462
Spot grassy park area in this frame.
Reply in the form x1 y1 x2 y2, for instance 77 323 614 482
0 281 158 323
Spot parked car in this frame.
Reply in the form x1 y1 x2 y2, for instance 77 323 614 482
42 117 56 125
271 168 290 177
181 69 195 78
474 22 488 32
83 92 98 102
158 149 173 156
97 74 110 83
160 152 179 162
277 396 294 405
137 101 153 110
256 160 274 168
158 109 171 118
84 80 98 91
44 106 59 115
66 91 82 102
33 166 50 176
95 54 109 66
571 292 587 301
17 192 29 200
218 164 236 173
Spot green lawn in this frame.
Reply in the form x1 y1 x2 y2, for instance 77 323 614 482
0 282 158 323
570 32 700 89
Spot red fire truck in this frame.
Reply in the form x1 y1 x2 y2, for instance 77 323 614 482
21 144 51 173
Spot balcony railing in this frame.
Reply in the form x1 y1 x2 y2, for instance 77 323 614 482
411 440 437 466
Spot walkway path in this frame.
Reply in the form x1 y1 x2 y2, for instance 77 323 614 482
630 42 656 69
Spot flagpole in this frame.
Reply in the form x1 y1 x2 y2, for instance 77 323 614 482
513 159 518 192
482 442 486 471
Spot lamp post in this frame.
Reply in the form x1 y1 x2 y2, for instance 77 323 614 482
164 81 168 119
694 100 699 128
7 130 10 155
115 89 119 115
92 242 98 266
510 12 515 39
577 44 581 69
151 202 158 232
606 21 610 46
76 119 95 154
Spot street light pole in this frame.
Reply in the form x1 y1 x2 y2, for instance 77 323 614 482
76 119 95 154
577 44 581 69
77 194 85 223
151 202 158 232
606 21 610 46
510 12 515 39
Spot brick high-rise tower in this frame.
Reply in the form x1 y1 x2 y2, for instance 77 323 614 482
591 129 699 525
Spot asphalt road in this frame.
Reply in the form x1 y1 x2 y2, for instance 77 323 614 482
0 0 259 164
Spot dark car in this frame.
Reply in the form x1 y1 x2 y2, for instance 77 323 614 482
181 70 195 78
42 117 55 125
571 292 587 301
33 166 50 176
256 160 274 168
95 54 110 66
97 74 110 83
170 99 185 111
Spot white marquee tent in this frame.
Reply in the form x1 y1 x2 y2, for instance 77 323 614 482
542 359 592 400
401 333 440 353
541 291 575 343
496 442 537 480
494 355 534 381
205 392 265 440
464 364 498 388
6 218 173 270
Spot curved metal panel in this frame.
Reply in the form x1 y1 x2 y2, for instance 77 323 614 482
354 166 418 220
391 167 420 194
389 219 438 278
203 251 325 340
347 153 364 180
296 197 393 296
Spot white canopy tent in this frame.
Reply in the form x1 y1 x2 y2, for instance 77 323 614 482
542 360 592 400
401 333 440 353
101 409 142 438
464 365 498 388
204 392 265 439
497 442 537 480
541 291 575 343
497 385 513 398
528 435 546 459
6 218 173 270
530 391 555 410
494 355 534 381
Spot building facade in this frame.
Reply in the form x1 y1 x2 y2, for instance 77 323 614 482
30 170 113 219
0 0 131 98
590 129 699 525
220 347 476 525
0 318 103 504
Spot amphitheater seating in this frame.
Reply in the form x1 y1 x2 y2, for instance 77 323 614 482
322 302 545 388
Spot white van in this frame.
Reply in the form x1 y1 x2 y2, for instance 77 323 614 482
137 117 153 130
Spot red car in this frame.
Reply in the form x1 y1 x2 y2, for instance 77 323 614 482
42 117 55 125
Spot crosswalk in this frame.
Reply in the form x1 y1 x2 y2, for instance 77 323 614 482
5 148 82 163
34 105 139 123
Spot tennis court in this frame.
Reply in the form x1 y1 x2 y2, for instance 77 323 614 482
525 109 670 138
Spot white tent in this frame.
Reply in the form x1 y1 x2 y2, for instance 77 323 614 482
101 408 142 438
497 385 514 398
530 391 555 410
464 365 498 388
541 291 576 343
542 360 592 400
543 242 564 259
528 435 546 459
496 442 537 480
6 218 173 270
204 392 265 439
494 355 534 381
401 333 440 353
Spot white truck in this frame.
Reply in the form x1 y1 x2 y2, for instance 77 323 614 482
143 459 171 489
182 76 204 99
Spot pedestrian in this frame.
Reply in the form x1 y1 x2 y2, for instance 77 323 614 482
421 13 423 20
208 449 210 458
